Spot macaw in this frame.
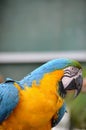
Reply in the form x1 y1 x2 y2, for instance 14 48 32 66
0 58 83 130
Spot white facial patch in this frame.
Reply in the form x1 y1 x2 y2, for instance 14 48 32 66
62 77 73 89
62 67 82 89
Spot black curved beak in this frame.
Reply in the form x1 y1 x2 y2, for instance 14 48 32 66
59 75 83 98
65 75 83 97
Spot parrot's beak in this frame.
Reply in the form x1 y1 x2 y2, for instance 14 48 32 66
65 75 83 98
59 74 83 98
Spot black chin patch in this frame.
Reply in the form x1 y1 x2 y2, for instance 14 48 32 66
58 81 67 98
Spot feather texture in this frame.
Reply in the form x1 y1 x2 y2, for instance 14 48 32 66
0 70 64 130
0 58 82 130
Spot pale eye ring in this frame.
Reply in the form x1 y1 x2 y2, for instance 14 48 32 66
71 67 74 70
70 67 79 74
64 66 79 77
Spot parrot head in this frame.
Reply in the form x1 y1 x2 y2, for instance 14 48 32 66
57 58 83 98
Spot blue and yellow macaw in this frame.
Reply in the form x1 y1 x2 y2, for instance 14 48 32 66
0 58 83 130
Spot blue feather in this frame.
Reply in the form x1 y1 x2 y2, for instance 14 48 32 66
19 58 72 87
0 81 19 123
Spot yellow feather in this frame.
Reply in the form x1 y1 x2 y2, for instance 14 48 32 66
1 70 64 130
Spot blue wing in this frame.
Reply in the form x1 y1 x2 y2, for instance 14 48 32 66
19 58 71 87
52 103 66 127
0 79 19 123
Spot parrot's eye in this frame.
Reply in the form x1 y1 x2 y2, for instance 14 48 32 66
59 66 83 98
64 66 79 77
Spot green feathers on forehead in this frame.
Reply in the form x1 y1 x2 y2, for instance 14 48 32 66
67 59 82 69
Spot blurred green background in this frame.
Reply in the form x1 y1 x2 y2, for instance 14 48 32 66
0 0 86 52
0 0 86 129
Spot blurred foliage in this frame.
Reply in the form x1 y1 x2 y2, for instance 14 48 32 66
69 93 86 129
82 66 86 77
66 65 86 129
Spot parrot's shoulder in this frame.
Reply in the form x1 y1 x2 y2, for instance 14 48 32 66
0 80 19 123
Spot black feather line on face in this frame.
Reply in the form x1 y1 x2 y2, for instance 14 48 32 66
58 81 67 98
